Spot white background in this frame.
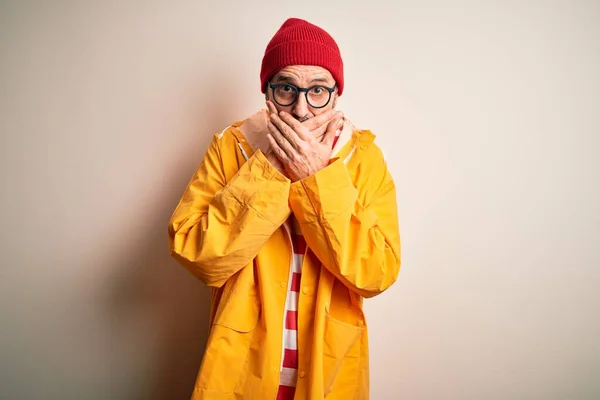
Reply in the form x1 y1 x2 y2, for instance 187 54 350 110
1 1 598 399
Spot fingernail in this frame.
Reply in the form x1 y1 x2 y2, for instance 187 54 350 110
338 119 344 126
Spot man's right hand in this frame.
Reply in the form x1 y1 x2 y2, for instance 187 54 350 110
266 101 342 142
303 109 343 141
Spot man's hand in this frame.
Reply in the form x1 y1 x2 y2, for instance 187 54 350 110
266 101 341 142
264 147 287 176
266 108 344 181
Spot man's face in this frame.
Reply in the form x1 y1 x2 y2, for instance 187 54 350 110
267 65 338 122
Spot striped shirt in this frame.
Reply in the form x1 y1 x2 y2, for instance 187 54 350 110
276 217 305 400
276 131 342 400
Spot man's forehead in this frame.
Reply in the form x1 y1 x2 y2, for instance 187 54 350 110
273 65 334 83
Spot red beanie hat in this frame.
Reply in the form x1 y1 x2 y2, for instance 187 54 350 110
260 18 344 95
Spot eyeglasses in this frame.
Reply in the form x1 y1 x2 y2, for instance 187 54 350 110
268 82 337 109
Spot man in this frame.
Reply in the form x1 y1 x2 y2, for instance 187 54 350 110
168 17 401 400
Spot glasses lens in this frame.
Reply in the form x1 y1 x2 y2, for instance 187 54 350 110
273 85 297 106
307 86 331 108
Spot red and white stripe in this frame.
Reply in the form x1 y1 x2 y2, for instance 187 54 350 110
276 217 305 400
276 130 341 400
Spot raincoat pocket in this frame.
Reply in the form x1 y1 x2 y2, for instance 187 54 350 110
322 313 364 396
196 283 260 394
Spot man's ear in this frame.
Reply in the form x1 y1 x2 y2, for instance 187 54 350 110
332 94 338 108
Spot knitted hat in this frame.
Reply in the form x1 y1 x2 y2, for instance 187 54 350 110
260 18 344 95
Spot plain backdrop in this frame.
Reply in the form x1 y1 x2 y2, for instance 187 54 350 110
1 1 599 399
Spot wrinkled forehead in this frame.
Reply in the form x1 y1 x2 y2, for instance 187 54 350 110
272 65 335 86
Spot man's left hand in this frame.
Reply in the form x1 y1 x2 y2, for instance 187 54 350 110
267 110 343 181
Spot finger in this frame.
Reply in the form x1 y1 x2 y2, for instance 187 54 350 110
322 115 343 147
311 123 329 140
268 121 297 158
309 113 342 142
270 112 304 146
277 111 312 142
302 109 339 131
266 100 278 116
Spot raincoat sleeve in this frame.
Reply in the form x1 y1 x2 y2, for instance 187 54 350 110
168 135 291 287
288 152 401 298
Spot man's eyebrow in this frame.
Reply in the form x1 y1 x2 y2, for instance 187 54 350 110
311 77 330 83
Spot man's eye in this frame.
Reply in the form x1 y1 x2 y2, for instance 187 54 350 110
282 85 294 92
311 87 324 95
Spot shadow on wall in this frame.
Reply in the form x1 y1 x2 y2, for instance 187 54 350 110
107 211 210 400
104 70 243 400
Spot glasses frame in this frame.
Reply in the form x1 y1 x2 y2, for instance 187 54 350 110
268 81 337 109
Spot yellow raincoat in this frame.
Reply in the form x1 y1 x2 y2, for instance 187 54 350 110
168 110 401 399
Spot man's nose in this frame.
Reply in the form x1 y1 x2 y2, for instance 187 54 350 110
292 93 310 120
